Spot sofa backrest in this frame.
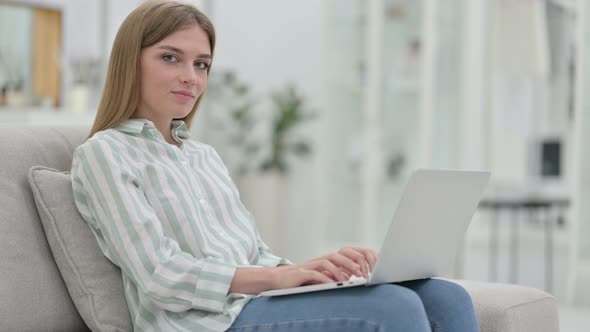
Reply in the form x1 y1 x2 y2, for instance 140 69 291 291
0 125 90 331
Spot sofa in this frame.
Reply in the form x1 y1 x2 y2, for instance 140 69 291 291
0 125 560 332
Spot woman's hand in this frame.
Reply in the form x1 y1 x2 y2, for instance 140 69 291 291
271 246 378 289
229 246 378 294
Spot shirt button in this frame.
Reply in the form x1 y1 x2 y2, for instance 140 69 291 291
181 161 189 166
199 198 206 204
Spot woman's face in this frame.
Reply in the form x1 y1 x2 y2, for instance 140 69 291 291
135 25 211 124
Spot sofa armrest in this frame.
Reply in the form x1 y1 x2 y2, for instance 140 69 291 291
449 280 559 332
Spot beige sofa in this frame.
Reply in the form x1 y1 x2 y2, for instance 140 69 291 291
0 125 560 331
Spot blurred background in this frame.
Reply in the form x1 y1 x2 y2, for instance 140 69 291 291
0 0 589 330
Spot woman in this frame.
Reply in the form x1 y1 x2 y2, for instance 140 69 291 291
71 1 481 331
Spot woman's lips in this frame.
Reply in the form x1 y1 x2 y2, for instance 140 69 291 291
172 91 195 102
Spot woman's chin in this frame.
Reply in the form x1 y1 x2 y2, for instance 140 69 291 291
172 108 193 119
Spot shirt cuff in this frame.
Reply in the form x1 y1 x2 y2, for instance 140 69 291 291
192 259 237 313
258 253 293 267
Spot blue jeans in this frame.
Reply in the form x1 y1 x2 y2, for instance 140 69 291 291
228 279 480 332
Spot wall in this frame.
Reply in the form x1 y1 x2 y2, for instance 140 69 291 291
103 0 143 57
210 0 322 108
64 0 101 59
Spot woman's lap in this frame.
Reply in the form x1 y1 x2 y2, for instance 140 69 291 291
401 279 480 332
228 279 479 332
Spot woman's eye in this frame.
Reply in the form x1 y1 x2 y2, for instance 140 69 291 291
162 54 178 62
194 61 210 70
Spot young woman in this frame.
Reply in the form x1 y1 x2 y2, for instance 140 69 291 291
71 1 481 331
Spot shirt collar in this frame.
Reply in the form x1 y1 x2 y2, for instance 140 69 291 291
115 118 147 134
116 118 191 144
171 120 191 143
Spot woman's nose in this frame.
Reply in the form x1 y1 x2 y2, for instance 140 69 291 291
180 66 198 85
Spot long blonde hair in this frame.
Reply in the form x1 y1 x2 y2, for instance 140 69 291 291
87 0 215 140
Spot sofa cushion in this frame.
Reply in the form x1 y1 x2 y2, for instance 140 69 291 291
451 280 559 332
29 166 132 332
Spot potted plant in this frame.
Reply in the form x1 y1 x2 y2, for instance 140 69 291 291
239 83 315 255
259 83 315 175
203 77 316 254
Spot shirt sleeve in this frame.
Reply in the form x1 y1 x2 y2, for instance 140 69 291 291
71 140 237 314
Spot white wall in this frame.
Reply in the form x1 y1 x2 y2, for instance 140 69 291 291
104 0 143 57
64 0 101 60
210 0 322 108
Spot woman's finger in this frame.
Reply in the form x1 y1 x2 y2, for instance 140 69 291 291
303 269 336 285
338 248 368 277
325 252 364 277
306 258 349 281
350 247 378 272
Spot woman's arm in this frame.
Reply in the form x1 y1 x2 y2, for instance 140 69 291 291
72 142 237 314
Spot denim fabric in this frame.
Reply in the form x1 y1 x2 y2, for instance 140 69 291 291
228 279 480 332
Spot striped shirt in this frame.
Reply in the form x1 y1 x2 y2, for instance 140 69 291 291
71 118 289 332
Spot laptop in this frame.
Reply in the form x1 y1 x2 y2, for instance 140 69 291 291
259 169 490 297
